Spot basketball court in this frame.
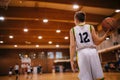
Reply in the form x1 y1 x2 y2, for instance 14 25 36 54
0 0 120 80
0 73 120 80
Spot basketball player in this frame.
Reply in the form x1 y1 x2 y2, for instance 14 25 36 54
26 64 33 79
14 63 19 80
70 11 110 80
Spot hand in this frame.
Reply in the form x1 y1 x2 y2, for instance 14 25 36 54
105 29 112 37
70 61 75 73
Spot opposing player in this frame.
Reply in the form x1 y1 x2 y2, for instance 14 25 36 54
70 11 110 80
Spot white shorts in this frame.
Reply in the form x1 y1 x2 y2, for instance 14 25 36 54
77 48 104 80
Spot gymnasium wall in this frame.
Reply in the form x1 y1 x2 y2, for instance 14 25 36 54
0 48 118 75
0 49 69 75
0 49 21 75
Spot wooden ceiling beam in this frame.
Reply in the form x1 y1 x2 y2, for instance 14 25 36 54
0 20 74 27
0 37 69 45
0 31 69 36
0 28 70 32
0 35 69 38
27 0 120 9
1 42 69 45
1 39 69 43
0 45 69 49
0 7 105 23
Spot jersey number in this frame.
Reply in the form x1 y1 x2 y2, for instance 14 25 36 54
79 32 90 43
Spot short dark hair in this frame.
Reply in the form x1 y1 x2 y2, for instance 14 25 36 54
74 11 86 22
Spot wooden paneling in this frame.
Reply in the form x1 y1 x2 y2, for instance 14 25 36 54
29 0 120 9
0 0 119 49
0 50 21 75
0 7 105 23
101 52 116 62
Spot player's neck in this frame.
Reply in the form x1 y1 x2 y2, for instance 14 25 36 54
77 22 85 26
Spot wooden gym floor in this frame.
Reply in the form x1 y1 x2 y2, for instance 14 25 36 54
0 72 120 80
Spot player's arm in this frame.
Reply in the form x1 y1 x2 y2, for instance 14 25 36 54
91 25 110 45
70 29 76 72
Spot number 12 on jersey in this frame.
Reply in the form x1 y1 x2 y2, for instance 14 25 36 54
79 32 90 43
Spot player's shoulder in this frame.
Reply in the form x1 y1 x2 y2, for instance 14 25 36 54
70 26 76 32
84 24 93 27
85 24 94 29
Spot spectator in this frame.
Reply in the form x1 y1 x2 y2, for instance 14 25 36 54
104 63 109 72
37 64 42 74
26 64 32 79
8 66 13 77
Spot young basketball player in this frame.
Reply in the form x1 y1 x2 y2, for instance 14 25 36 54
14 63 19 80
70 11 110 80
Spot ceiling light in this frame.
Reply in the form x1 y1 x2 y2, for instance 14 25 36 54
19 0 23 3
0 41 3 43
36 45 39 47
115 9 120 13
43 19 48 23
106 37 110 40
73 4 79 9
0 16 5 21
48 41 52 44
38 36 43 39
35 18 39 21
14 45 18 47
9 35 14 39
56 44 60 48
56 30 61 33
64 36 69 40
25 41 31 44
23 28 28 32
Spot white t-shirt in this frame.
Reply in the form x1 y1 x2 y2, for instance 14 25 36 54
27 65 31 72
14 65 19 70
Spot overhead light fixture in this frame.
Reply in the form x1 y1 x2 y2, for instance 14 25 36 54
56 44 60 48
56 30 61 33
106 37 110 40
64 36 69 40
48 41 52 44
115 9 120 13
9 35 14 39
19 0 23 3
0 16 5 21
43 19 48 23
38 36 43 39
14 45 18 47
35 18 39 21
23 28 28 32
106 36 110 40
36 45 39 47
0 41 3 43
25 41 31 44
73 4 79 9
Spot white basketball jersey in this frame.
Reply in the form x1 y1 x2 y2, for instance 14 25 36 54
73 24 96 51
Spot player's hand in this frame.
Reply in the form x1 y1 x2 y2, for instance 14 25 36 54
105 29 112 36
70 61 75 73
